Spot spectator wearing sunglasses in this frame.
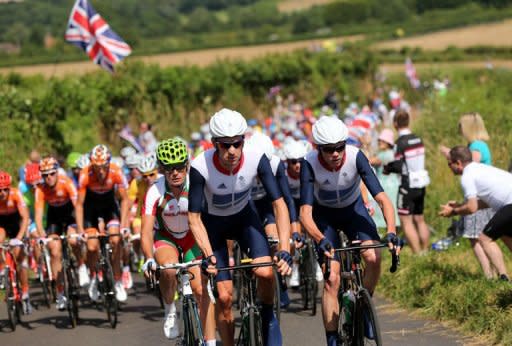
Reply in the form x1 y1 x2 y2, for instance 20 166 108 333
299 116 399 346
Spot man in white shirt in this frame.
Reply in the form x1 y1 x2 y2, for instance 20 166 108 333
440 146 512 280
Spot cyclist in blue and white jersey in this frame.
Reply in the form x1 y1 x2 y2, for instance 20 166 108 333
299 116 400 346
188 108 292 346
246 132 301 307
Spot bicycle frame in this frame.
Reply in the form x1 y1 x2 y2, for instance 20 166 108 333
1 243 22 302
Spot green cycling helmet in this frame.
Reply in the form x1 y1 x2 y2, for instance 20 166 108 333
156 137 188 166
66 152 82 168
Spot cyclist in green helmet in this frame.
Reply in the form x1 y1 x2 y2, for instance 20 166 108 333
141 138 215 343
66 152 82 187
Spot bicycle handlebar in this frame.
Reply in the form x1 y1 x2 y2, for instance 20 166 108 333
157 260 202 271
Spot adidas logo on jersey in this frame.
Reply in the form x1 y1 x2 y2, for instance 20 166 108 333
322 179 330 185
217 183 227 189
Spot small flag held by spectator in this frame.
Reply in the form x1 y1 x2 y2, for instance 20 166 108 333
405 57 421 89
65 0 132 73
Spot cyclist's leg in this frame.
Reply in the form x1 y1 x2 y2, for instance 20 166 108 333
106 220 122 279
46 224 64 295
203 213 235 346
153 238 180 304
131 217 142 258
66 225 82 263
0 227 6 269
347 198 382 295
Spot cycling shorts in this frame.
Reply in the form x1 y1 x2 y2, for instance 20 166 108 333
0 212 21 239
154 230 202 263
47 201 75 235
254 197 275 227
312 196 380 263
397 186 425 216
482 204 512 240
202 202 270 281
83 201 120 230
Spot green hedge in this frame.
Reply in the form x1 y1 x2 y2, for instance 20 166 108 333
0 49 376 173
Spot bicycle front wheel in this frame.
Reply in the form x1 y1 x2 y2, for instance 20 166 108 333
355 289 382 346
4 268 18 331
248 307 264 346
272 268 281 322
103 260 118 329
183 299 205 346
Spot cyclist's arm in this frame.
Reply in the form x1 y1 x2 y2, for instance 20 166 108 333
373 192 396 234
75 190 86 233
276 162 300 233
16 192 30 240
258 156 290 253
126 179 138 214
299 160 324 242
188 167 214 257
141 214 155 261
34 187 46 237
118 187 130 230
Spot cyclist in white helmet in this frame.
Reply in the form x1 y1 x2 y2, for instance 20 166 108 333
299 116 400 345
188 108 292 346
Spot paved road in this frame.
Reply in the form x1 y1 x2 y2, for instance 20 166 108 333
0 276 478 345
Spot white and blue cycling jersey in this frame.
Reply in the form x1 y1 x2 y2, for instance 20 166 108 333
300 145 384 245
189 147 284 281
251 154 297 223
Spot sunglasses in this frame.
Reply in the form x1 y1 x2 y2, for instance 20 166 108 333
319 142 346 154
42 171 57 178
0 188 9 193
163 163 187 173
142 172 157 178
217 140 244 149
287 159 300 165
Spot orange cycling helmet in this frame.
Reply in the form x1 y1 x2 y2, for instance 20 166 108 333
90 144 111 166
25 163 42 185
0 171 12 189
39 157 59 174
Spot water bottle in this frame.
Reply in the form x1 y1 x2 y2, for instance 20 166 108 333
342 290 355 324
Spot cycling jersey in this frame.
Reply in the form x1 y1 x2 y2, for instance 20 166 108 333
0 188 26 238
251 154 297 224
385 129 429 189
78 163 127 228
35 176 77 210
301 145 383 208
128 176 158 216
143 176 190 239
189 148 281 216
0 188 26 216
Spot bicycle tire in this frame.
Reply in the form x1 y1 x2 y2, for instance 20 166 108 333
184 298 205 346
272 268 281 323
66 266 80 328
248 307 264 346
103 256 118 328
337 291 353 346
5 268 18 331
355 288 382 346
233 243 242 309
39 274 51 309
306 242 318 316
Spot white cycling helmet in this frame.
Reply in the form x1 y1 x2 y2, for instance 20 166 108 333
190 132 201 141
283 140 308 160
312 116 348 145
209 108 248 139
110 156 124 169
76 154 90 169
246 132 274 160
137 154 157 174
125 154 143 169
120 146 137 159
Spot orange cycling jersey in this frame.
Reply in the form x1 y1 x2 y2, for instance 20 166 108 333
78 163 128 195
0 188 26 216
35 176 77 210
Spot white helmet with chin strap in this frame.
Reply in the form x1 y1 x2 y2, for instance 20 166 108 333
209 108 248 139
137 154 158 174
246 132 275 160
312 116 348 145
283 140 308 160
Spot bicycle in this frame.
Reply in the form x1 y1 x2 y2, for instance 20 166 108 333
42 233 82 328
210 260 275 346
298 236 318 316
157 260 205 346
1 240 25 331
145 265 165 310
36 237 54 309
325 239 402 346
88 231 120 329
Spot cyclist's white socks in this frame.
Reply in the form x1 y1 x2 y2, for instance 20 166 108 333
205 340 216 346
164 302 177 316
123 265 130 272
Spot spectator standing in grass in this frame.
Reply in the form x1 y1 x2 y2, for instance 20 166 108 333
384 110 430 254
440 146 512 281
440 113 497 278
138 122 158 154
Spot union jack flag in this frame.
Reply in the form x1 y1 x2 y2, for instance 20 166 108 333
65 0 132 73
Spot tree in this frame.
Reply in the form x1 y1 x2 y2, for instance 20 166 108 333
3 22 30 47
